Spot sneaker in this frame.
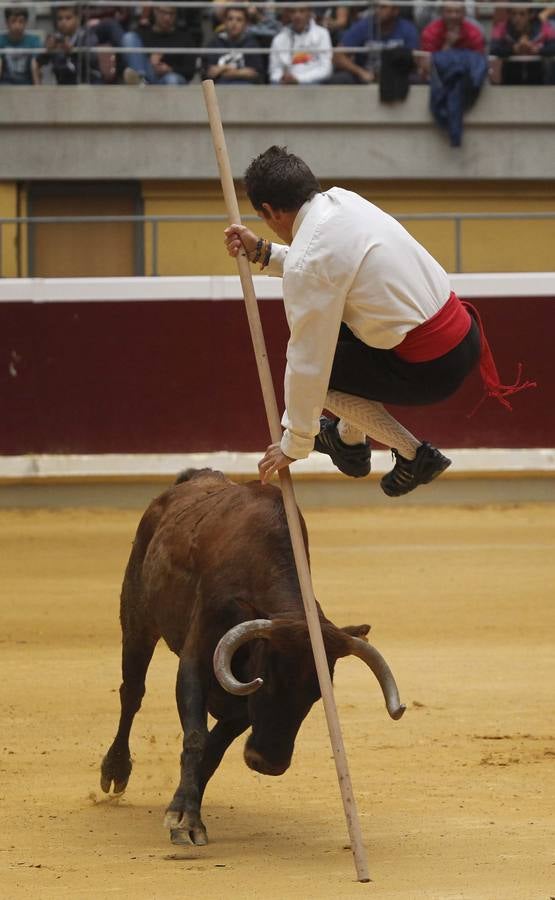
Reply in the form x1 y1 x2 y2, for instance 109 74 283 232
313 416 371 478
380 442 451 497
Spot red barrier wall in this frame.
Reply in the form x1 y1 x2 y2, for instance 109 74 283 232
1 295 552 454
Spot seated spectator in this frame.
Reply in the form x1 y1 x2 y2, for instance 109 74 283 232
490 1 555 84
0 6 41 84
320 4 362 45
80 4 130 82
137 3 203 47
539 4 555 26
418 2 487 144
331 2 419 84
245 3 281 46
269 5 332 84
41 5 103 85
123 5 197 85
413 0 477 31
202 6 264 83
420 2 485 53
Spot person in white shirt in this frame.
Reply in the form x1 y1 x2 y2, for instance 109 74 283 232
269 7 332 85
224 146 533 496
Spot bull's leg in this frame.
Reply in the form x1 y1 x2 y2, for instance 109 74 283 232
164 656 210 846
100 628 158 795
197 714 249 804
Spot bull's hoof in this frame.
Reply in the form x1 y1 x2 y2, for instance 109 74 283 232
164 811 208 846
170 827 208 846
100 753 132 795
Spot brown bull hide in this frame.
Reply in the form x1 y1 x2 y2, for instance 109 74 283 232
100 468 403 847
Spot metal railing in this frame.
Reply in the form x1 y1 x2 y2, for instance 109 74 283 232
1 211 554 276
0 1 553 9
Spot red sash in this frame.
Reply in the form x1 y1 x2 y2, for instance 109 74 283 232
394 292 536 413
395 292 471 363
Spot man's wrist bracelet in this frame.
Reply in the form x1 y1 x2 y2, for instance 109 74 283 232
260 240 272 270
250 238 264 264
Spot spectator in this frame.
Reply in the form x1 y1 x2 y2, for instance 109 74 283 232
539 4 555 26
41 5 103 85
202 6 265 83
211 0 280 40
320 4 362 45
137 3 202 46
331 2 419 84
269 6 332 84
420 3 485 53
245 3 281 46
417 1 484 80
81 4 129 82
490 1 555 84
0 6 41 84
419 3 488 144
123 5 197 85
414 0 477 31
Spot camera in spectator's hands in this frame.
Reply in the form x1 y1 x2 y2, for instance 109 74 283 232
45 32 71 54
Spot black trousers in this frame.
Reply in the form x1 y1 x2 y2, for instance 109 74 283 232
329 318 481 406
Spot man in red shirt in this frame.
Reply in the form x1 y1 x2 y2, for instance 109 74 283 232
421 2 485 52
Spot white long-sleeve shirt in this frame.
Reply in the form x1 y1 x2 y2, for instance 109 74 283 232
264 188 452 460
269 20 332 85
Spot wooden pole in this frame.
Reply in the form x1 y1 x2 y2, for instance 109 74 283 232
202 79 371 884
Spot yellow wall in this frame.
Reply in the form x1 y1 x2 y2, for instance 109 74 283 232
347 180 555 273
0 182 27 278
143 179 555 275
142 180 275 276
1 179 553 277
29 191 137 278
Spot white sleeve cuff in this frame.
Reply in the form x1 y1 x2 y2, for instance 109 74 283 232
280 428 314 460
264 243 288 277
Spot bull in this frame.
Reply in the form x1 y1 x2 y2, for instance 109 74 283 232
100 468 404 845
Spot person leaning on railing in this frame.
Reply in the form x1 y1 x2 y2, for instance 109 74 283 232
417 1 485 80
268 4 332 84
319 2 363 46
490 0 555 84
0 5 41 85
39 5 104 84
122 3 198 85
329 1 419 84
202 5 265 83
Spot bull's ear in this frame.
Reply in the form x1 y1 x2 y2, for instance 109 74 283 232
341 623 371 642
234 596 270 619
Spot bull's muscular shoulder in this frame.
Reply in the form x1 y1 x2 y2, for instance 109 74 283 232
174 467 230 490
138 469 289 553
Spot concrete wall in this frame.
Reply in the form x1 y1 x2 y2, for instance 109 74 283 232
2 85 555 180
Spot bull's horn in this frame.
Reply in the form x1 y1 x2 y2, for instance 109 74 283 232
349 636 406 720
213 619 274 696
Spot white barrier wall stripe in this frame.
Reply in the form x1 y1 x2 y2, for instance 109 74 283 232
0 273 554 302
2 449 554 479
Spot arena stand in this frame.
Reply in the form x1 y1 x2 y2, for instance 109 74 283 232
0 0 554 86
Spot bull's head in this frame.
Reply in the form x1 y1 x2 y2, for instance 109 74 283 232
213 617 405 776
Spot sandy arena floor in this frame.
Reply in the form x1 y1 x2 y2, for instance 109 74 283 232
1 499 554 899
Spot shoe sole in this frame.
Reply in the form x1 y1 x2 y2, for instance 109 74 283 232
422 456 451 484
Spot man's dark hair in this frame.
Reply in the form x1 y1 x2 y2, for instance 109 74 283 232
224 5 248 17
244 146 321 212
5 6 29 21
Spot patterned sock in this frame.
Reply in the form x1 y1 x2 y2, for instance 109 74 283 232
337 418 366 445
326 390 420 460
